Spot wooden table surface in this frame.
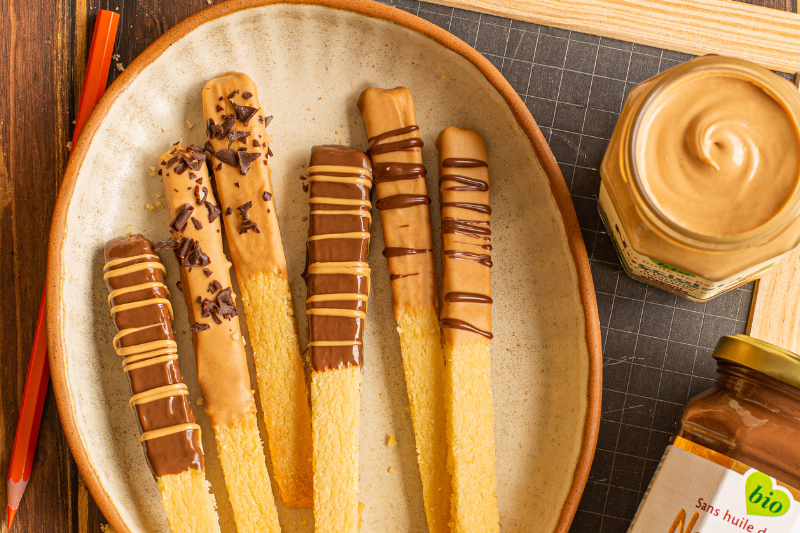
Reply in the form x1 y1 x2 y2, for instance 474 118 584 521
0 0 796 531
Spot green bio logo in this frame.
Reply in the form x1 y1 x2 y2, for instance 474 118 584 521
746 471 791 517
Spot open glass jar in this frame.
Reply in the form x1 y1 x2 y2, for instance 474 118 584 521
600 56 800 301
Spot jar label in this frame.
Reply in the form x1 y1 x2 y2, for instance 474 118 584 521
598 184 778 300
628 436 800 532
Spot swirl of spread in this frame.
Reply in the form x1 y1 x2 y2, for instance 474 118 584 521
637 74 800 237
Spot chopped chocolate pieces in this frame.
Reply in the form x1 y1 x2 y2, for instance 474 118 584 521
242 91 252 99
191 323 210 332
208 280 222 293
228 90 239 99
302 183 309 193
158 169 163 176
258 115 264 124
216 288 238 319
195 178 203 185
215 163 222 171
203 268 213 277
235 182 240 188
190 217 203 230
166 155 180 168
267 147 273 157
262 191 271 201
189 144 204 153
195 185 208 205
239 219 260 234
218 96 223 101
174 236 211 267
214 148 238 167
225 207 233 216
220 114 236 138
179 149 206 171
238 151 261 174
229 98 259 125
206 118 218 139
215 104 223 112
263 159 268 166
154 238 179 252
170 204 194 233
200 298 217 317
211 312 222 325
196 296 203 304
264 115 273 127
204 140 215 154
253 139 261 148
227 130 251 148
238 201 253 219
176 280 182 292
204 201 221 223
174 160 189 174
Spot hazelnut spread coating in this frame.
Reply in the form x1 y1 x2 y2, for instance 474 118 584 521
303 145 373 371
157 142 255 428
104 234 203 478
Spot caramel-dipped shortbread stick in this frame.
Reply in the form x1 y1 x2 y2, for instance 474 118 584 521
103 234 220 533
303 145 372 533
201 72 313 507
435 127 498 533
158 143 281 533
356 87 450 533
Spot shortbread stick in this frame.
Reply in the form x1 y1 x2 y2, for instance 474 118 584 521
357 87 450 533
435 127 498 533
103 234 220 533
303 145 372 533
158 143 281 533
201 72 313 507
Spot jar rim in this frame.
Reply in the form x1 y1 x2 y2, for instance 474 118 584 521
626 56 800 251
713 334 800 390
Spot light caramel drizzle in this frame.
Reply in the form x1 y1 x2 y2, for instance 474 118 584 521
140 423 202 444
130 383 189 410
107 281 170 306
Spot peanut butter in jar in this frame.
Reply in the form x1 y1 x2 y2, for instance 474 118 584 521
600 56 800 301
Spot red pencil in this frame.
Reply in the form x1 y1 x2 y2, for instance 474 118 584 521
6 10 119 530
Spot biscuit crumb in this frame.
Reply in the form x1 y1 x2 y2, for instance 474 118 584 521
129 206 133 211
186 120 194 129
197 397 204 405
437 73 446 79
301 216 308 222
155 201 163 208
115 62 125 72
100 524 116 533
386 434 397 447
388 466 396 474
66 141 72 151
160 127 165 132
112 54 120 61
146 204 155 211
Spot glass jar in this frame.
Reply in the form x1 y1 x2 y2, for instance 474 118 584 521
628 335 800 532
600 56 800 301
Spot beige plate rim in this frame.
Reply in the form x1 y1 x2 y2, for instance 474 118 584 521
46 1 602 531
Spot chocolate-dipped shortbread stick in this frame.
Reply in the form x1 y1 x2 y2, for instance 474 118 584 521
435 127 498 533
201 72 313 507
158 143 281 533
104 234 220 533
356 87 450 533
303 145 372 533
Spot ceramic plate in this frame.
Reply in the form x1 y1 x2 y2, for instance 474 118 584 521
47 1 601 531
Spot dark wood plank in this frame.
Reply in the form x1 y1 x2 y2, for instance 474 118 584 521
0 0 78 531
740 0 797 11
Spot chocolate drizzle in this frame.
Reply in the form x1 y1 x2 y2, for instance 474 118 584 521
304 145 372 372
437 129 493 342
376 194 431 210
103 235 203 478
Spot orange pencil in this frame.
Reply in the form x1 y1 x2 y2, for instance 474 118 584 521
6 10 119 529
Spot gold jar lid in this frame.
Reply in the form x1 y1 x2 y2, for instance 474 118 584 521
713 334 800 390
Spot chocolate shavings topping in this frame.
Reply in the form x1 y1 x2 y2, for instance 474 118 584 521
238 151 261 175
264 115 273 127
242 91 252 99
204 141 215 154
170 204 194 233
228 130 251 148
229 98 259 125
238 201 253 219
191 217 203 230
204 268 213 277
225 207 233 216
208 280 222 293
154 238 179 252
191 323 210 332
215 104 223 112
216 288 238 319
173 237 210 268
214 148 238 167
195 186 208 205
204 201 221 223
262 191 271 201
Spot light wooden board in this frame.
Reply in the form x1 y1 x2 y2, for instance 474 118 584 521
425 0 800 74
749 247 800 353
